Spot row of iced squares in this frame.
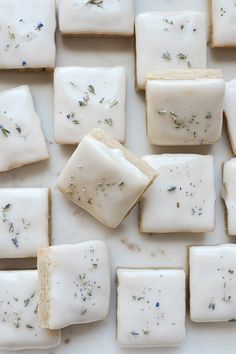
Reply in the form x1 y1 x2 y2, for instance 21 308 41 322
2 242 236 350
2 83 236 233
1 0 235 70
2 66 235 173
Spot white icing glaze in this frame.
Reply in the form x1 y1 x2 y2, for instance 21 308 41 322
135 12 207 89
0 86 49 172
224 79 236 154
57 133 150 228
0 188 49 258
117 268 186 348
140 154 215 233
0 0 56 69
211 0 236 47
146 78 225 145
44 241 110 329
54 66 126 144
58 0 134 36
190 245 236 322
222 158 236 235
0 270 60 350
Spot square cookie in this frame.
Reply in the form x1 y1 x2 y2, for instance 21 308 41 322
0 270 60 350
140 154 215 233
0 0 56 70
146 70 225 146
38 241 110 330
190 245 236 322
224 79 236 154
135 11 207 89
117 268 186 348
54 66 126 144
58 0 134 36
57 129 157 228
0 86 49 172
0 188 49 258
211 0 236 47
222 158 236 235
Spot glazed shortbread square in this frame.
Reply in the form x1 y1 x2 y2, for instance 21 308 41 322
117 268 186 348
0 86 49 172
57 129 157 228
140 154 215 233
0 188 49 258
54 67 126 144
224 79 236 154
190 245 236 322
222 158 236 235
135 12 207 89
211 0 236 47
0 270 60 351
0 0 56 70
146 70 225 146
58 0 134 36
38 241 110 330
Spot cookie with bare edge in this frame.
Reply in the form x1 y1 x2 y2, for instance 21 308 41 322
146 69 225 146
0 0 56 70
0 188 49 258
54 66 126 144
135 11 207 89
0 270 60 350
190 245 236 322
140 154 215 233
117 268 186 348
0 86 49 172
210 0 236 48
38 241 110 330
222 158 236 236
57 129 157 228
58 0 134 36
224 79 236 154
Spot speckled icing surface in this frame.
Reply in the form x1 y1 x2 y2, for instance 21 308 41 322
0 270 60 350
0 188 49 258
40 241 110 330
0 86 49 172
211 0 236 47
146 77 225 145
140 154 216 233
190 245 236 322
135 11 207 89
57 133 151 228
117 268 186 348
0 0 56 69
58 0 134 35
54 66 126 144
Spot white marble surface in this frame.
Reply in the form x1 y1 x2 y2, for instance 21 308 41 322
0 0 235 353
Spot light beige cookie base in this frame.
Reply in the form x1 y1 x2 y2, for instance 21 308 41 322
147 69 223 81
90 129 157 181
37 247 52 329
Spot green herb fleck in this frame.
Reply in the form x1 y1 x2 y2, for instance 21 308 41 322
104 118 113 127
86 0 104 8
88 85 95 95
109 99 119 109
167 186 176 192
162 51 171 60
0 126 11 137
